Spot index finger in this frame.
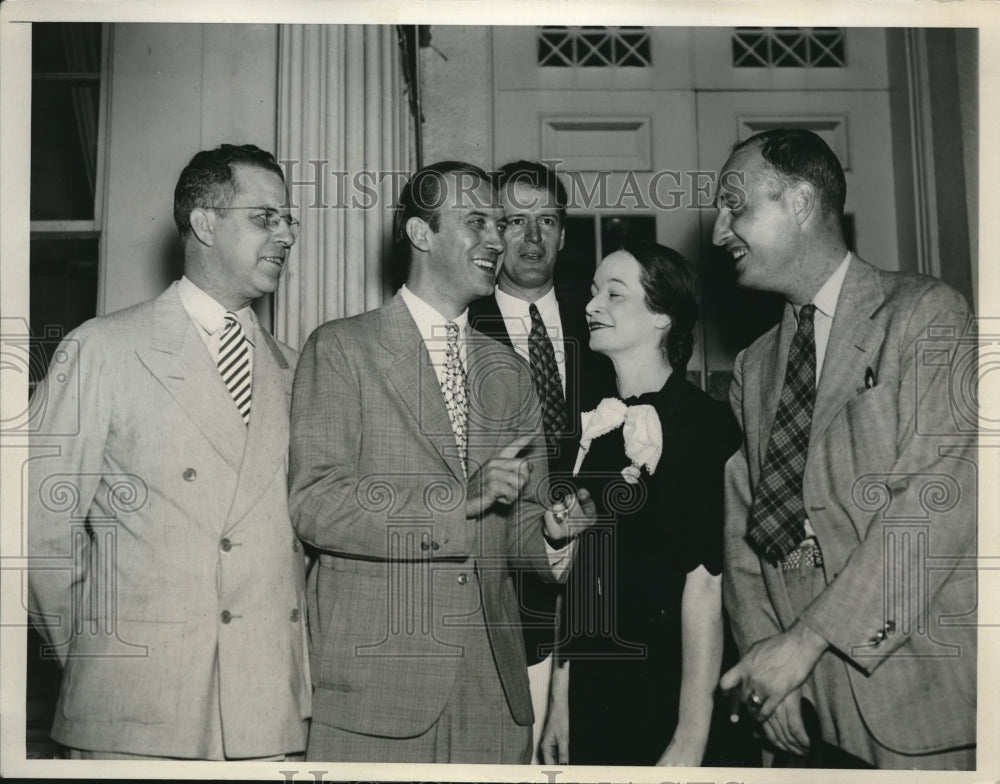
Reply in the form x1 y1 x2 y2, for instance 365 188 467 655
497 432 535 460
718 663 743 693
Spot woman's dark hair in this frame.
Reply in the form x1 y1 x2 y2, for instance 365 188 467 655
618 239 699 373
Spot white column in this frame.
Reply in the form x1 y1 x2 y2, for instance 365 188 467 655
275 25 413 349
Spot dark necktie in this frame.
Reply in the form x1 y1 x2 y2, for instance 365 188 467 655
528 302 569 449
748 304 817 562
219 312 251 426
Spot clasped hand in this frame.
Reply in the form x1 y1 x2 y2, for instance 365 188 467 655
718 622 827 755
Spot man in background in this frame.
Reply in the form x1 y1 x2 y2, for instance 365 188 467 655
469 160 612 761
28 144 310 759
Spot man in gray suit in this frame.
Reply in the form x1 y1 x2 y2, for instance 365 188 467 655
28 144 310 759
289 160 592 763
715 129 976 768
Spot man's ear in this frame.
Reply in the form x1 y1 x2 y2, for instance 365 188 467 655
405 216 432 252
558 225 565 252
189 208 215 247
790 181 817 226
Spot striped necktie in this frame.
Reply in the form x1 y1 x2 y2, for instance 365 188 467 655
219 312 251 426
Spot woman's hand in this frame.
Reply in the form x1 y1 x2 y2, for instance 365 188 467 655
540 661 571 764
542 488 596 547
655 728 706 767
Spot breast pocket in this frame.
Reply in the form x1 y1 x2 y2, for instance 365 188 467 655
837 382 898 472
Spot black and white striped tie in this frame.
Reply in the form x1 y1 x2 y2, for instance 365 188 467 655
219 312 251 425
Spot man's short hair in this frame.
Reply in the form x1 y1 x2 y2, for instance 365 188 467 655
390 161 494 288
733 128 847 223
495 160 567 222
173 144 285 238
392 160 493 246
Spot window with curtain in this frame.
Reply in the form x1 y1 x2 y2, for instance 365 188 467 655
28 22 106 759
30 22 105 381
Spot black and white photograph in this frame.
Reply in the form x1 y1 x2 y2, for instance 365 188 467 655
0 1 995 781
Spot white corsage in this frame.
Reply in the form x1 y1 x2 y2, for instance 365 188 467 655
573 398 663 483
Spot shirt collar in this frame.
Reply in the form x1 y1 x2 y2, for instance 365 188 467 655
399 284 469 344
494 284 559 322
177 276 255 343
809 251 852 320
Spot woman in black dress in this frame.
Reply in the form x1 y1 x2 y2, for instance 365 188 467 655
540 240 741 766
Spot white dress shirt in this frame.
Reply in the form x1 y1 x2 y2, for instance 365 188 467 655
399 284 469 386
399 284 573 568
494 286 567 396
794 251 851 541
177 276 256 379
794 251 852 384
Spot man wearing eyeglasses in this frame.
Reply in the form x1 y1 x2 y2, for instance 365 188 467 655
28 144 310 760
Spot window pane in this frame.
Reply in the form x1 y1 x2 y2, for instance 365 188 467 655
600 214 655 251
556 216 597 301
30 81 100 220
33 22 102 74
30 237 99 374
31 22 102 220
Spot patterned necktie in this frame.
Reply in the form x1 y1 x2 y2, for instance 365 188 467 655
748 304 817 562
528 303 569 450
441 322 468 475
219 312 251 426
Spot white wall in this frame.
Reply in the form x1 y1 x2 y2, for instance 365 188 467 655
419 26 492 167
100 23 278 315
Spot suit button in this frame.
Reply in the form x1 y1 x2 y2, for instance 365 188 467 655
220 538 232 552
292 539 301 553
220 610 232 624
420 541 431 551
290 608 300 622
183 468 197 481
457 573 469 585
432 541 441 551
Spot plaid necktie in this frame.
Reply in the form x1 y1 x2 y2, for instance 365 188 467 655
219 312 251 426
748 304 817 562
528 303 569 450
441 322 468 475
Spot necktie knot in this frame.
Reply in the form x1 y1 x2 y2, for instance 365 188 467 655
798 303 817 332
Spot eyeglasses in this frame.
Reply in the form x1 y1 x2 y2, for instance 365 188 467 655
210 206 300 234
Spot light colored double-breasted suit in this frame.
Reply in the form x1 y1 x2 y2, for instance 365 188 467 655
289 292 556 742
28 283 310 758
724 257 976 759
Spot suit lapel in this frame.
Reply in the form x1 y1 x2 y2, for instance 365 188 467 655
135 285 246 471
224 321 292 531
756 305 798 468
469 295 515 349
811 257 885 442
466 330 510 463
380 294 466 482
